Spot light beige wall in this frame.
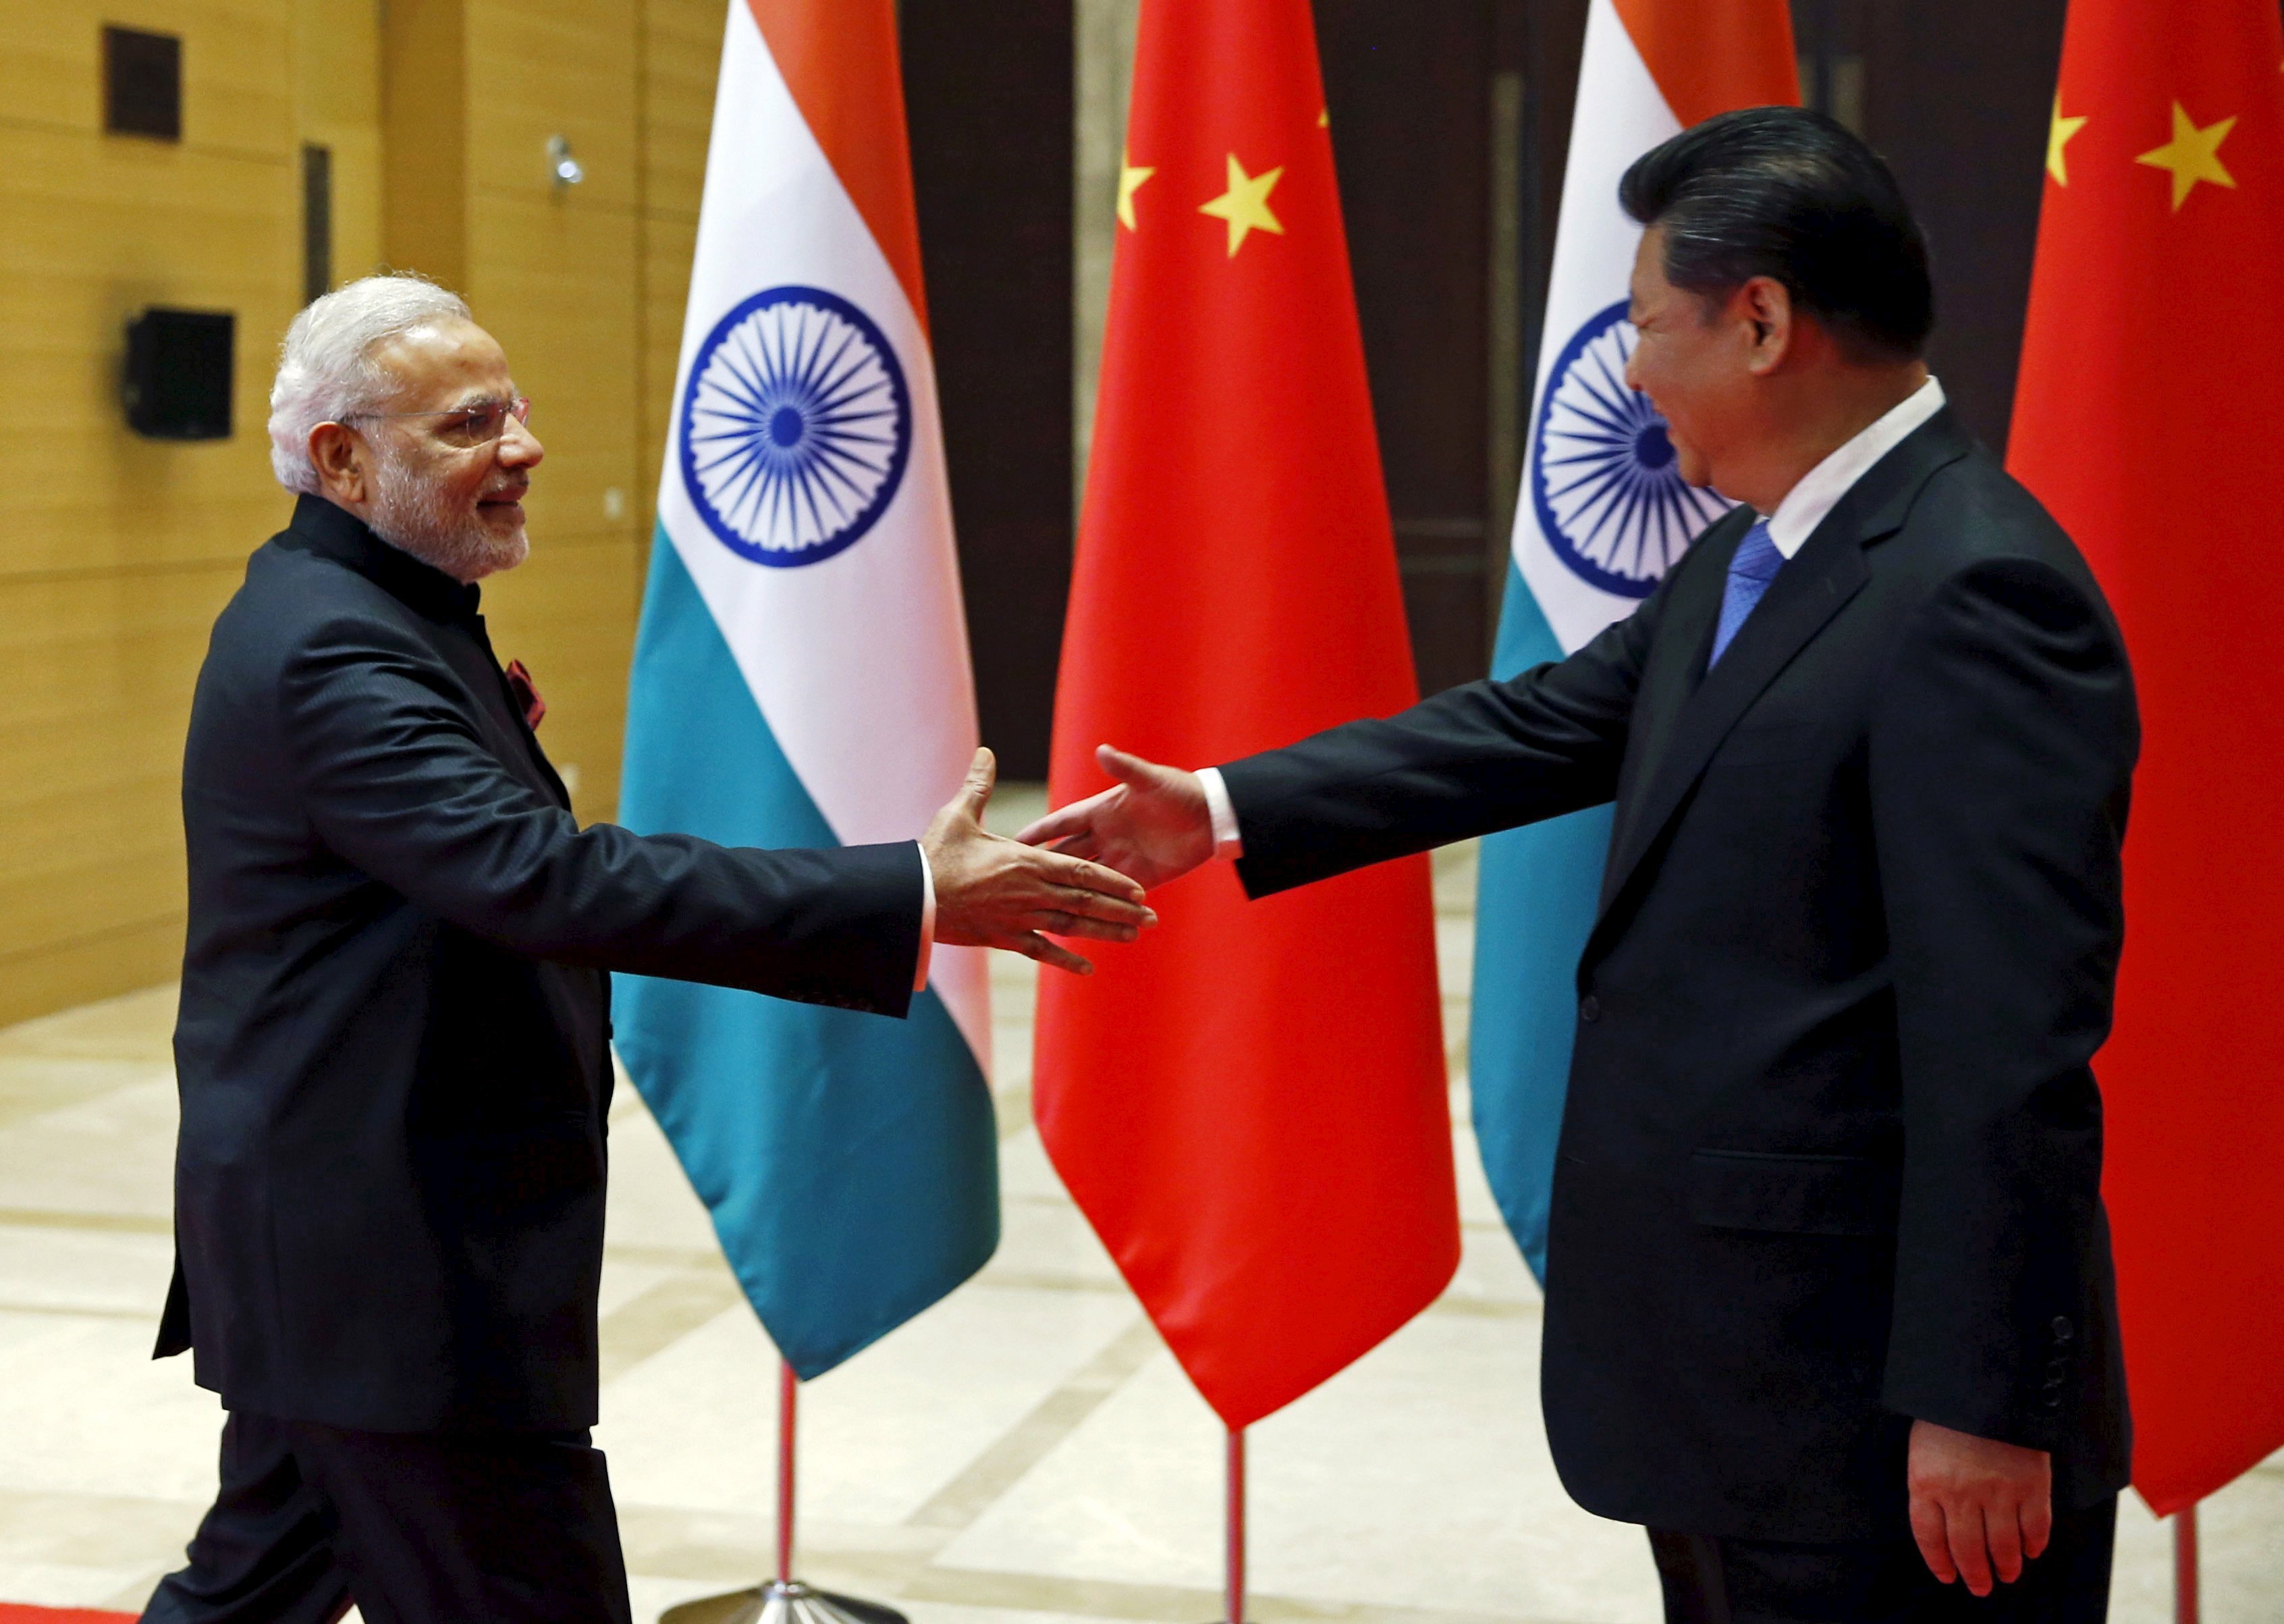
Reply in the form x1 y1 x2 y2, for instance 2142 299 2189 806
0 0 722 1025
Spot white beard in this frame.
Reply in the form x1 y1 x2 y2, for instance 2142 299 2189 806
365 442 529 582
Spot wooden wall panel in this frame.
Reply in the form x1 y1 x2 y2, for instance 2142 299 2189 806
296 0 385 286
466 198 643 545
467 0 639 212
0 564 244 1027
0 2 294 157
636 0 723 595
639 213 701 521
3 0 705 1020
642 0 726 223
0 124 297 575
381 0 467 288
0 3 299 1020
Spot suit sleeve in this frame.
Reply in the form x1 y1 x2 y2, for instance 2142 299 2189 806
1868 558 2137 1448
1217 585 1666 899
279 614 925 1017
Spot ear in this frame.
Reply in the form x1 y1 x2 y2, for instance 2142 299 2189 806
308 421 370 505
1737 276 1797 375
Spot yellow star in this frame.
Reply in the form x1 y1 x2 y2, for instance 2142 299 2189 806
1198 153 1286 256
2046 95 2088 186
1117 148 1155 232
2136 101 2237 210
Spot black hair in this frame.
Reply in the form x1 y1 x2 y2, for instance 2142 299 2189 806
1618 106 1934 362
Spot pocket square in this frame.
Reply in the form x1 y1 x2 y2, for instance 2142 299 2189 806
504 659 547 730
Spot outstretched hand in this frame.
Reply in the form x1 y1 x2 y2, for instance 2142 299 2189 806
1012 745 1216 891
923 748 1158 975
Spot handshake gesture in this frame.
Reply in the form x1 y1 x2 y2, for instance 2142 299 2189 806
1013 745 1217 888
921 747 1167 974
923 745 1214 973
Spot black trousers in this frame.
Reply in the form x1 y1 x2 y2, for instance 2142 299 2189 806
1649 1496 2117 1624
139 1411 634 1624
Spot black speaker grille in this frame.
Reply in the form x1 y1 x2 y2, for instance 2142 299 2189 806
124 309 235 441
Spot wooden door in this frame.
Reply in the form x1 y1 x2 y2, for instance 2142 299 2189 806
902 0 1075 778
1317 1 1530 698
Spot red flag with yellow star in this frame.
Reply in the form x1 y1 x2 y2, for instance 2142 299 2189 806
1033 0 1456 1427
2009 0 2284 1514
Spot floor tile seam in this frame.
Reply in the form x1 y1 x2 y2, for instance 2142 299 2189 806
969 1268 1130 1298
639 1537 1545 1624
0 1297 159 1324
900 1313 1160 1534
597 1268 749 1386
605 1242 737 1271
0 1208 171 1236
1423 1295 1539 1322
890 1559 1554 1624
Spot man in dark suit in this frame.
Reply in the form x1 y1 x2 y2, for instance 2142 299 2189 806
1022 109 2135 1623
142 275 1153 1624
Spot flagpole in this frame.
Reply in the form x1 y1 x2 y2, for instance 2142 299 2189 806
664 1359 910 1624
778 1359 800 1588
1224 1428 1247 1624
2175 1503 2199 1624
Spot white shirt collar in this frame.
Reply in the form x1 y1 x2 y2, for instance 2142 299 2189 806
1760 376 1946 558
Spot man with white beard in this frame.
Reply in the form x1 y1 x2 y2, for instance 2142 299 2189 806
141 275 1153 1623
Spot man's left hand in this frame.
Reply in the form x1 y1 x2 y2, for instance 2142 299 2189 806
1907 1418 2052 1596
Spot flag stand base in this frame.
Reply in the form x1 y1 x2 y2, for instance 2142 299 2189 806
660 1363 911 1624
662 1581 910 1624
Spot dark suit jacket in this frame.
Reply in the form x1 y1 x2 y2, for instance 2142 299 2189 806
1219 410 2136 1540
161 494 925 1432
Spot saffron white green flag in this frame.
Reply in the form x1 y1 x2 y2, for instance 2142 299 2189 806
614 0 994 1376
1475 0 1791 1278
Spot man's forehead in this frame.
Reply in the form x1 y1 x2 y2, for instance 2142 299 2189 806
375 320 514 404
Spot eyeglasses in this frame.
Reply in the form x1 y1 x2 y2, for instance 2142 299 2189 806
344 396 532 449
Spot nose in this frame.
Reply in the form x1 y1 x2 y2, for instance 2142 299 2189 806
497 416 545 468
1623 346 1643 394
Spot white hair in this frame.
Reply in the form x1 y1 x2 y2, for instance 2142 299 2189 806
267 274 471 493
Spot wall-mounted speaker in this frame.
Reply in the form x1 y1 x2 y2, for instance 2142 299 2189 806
124 308 234 441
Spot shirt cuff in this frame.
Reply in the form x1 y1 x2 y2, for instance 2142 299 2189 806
914 840 935 992
1196 766 1244 859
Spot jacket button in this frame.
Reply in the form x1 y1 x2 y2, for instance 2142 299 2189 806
2052 1316 2074 1341
1579 995 1602 1024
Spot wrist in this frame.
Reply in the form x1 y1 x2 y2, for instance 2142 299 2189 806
1195 765 1243 858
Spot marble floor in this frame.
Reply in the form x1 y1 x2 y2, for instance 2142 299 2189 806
0 788 2275 1622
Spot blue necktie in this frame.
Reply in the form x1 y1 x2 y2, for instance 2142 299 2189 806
1708 519 1783 668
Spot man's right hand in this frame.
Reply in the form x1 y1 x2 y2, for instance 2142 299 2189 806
924 749 1158 975
1013 745 1216 890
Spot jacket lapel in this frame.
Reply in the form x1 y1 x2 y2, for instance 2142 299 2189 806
1595 409 1976 921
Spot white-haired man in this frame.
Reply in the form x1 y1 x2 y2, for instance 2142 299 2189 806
140 276 1153 1624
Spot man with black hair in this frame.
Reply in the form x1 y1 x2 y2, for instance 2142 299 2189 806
1023 107 2133 1623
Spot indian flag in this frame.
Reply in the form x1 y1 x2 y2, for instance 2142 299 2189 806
1473 0 1795 1278
612 0 993 1377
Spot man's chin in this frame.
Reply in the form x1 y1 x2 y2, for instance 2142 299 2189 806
467 529 530 579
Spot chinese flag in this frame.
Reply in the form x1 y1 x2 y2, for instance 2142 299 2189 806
2009 0 2284 1513
1033 0 1456 1428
